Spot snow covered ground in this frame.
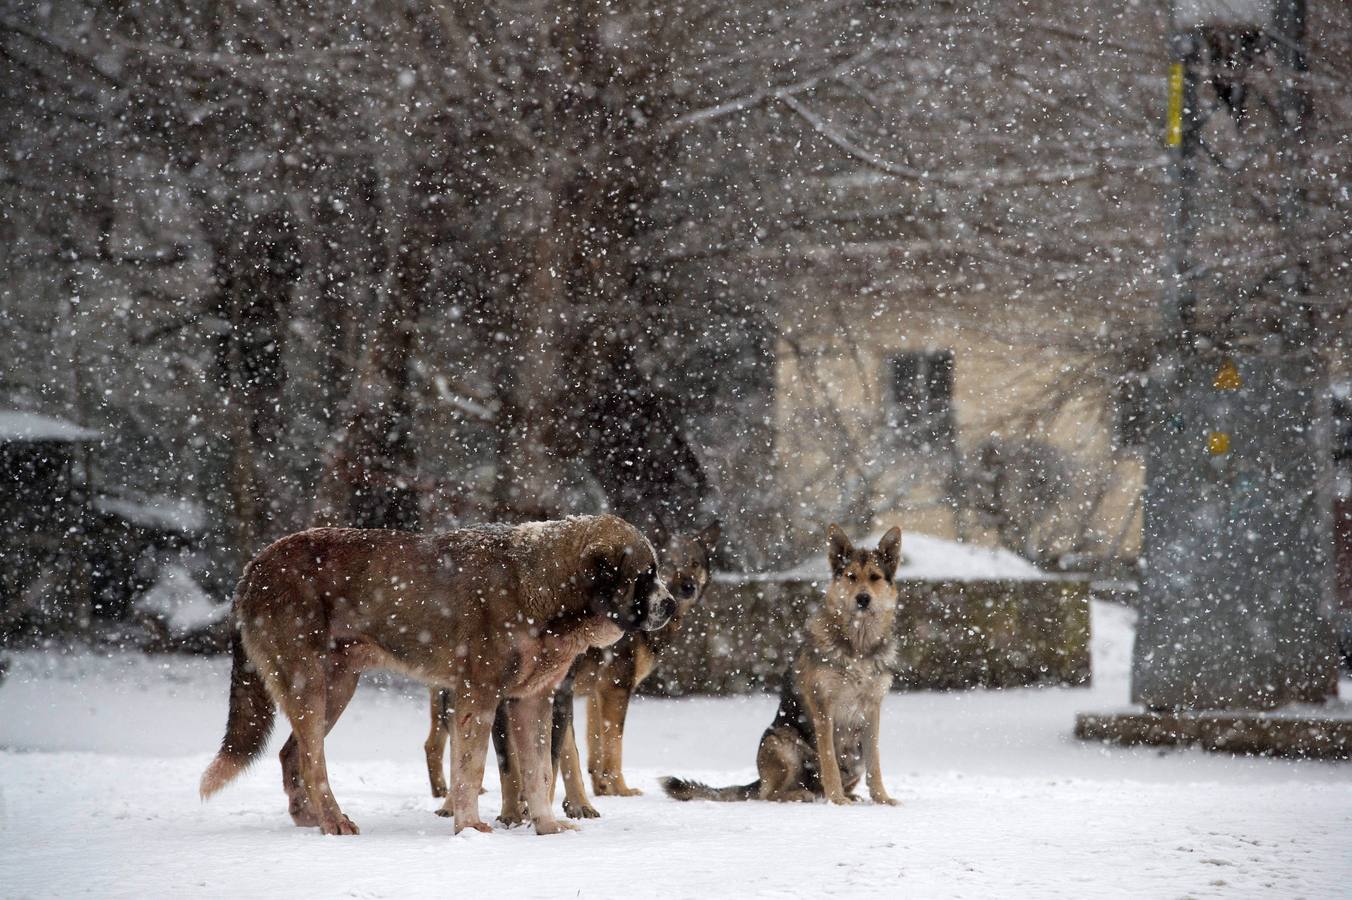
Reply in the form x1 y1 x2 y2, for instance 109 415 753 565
3 602 1351 899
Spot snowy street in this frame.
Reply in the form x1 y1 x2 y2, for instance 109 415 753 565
4 601 1350 899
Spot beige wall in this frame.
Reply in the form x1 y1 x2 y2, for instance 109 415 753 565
773 293 1143 561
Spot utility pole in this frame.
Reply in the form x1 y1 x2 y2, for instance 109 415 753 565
1161 10 1198 345
1077 0 1348 758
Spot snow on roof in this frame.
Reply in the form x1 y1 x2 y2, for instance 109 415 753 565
758 531 1047 583
95 494 206 535
0 410 101 443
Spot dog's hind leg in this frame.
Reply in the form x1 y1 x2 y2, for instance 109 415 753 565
280 644 364 827
274 653 358 835
756 729 815 803
424 689 452 798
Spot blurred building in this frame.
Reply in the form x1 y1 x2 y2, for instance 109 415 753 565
772 310 1350 576
0 409 204 636
0 410 100 630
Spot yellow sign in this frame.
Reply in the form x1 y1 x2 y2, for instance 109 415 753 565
1208 431 1231 455
1214 359 1242 391
1167 63 1183 147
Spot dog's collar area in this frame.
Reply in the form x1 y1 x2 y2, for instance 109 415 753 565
809 625 898 675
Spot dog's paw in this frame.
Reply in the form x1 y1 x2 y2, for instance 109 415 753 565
592 775 636 797
827 794 856 806
871 795 900 806
455 820 493 835
320 815 360 836
563 799 602 819
430 785 448 799
433 807 453 818
534 819 578 835
495 812 527 828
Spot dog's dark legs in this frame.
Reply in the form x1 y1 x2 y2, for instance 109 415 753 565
492 701 524 825
550 672 573 775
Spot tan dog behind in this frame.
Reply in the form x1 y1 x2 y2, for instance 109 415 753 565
661 524 900 805
423 523 719 819
572 523 719 802
199 515 674 836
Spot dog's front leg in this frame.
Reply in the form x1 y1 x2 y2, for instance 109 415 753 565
863 702 897 806
559 720 600 818
441 690 496 833
596 684 641 796
507 694 576 835
806 693 851 805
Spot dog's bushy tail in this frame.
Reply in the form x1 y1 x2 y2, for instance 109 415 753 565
660 776 760 802
199 632 275 800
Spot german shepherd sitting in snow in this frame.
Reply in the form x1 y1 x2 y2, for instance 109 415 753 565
424 522 720 820
662 525 900 805
199 515 675 837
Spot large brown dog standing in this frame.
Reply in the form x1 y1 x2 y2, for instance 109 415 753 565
661 524 901 805
199 515 674 836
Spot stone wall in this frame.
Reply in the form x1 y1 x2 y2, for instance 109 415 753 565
641 576 1091 696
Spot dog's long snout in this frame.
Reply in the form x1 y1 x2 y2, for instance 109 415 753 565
855 592 871 610
639 585 676 631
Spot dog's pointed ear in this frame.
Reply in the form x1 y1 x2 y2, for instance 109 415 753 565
877 526 902 581
651 513 671 553
826 523 852 576
696 521 721 554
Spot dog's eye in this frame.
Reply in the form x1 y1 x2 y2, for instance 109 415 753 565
869 573 881 582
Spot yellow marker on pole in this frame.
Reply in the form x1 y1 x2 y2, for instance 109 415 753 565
1167 63 1183 147
1214 359 1242 391
1207 431 1231 456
